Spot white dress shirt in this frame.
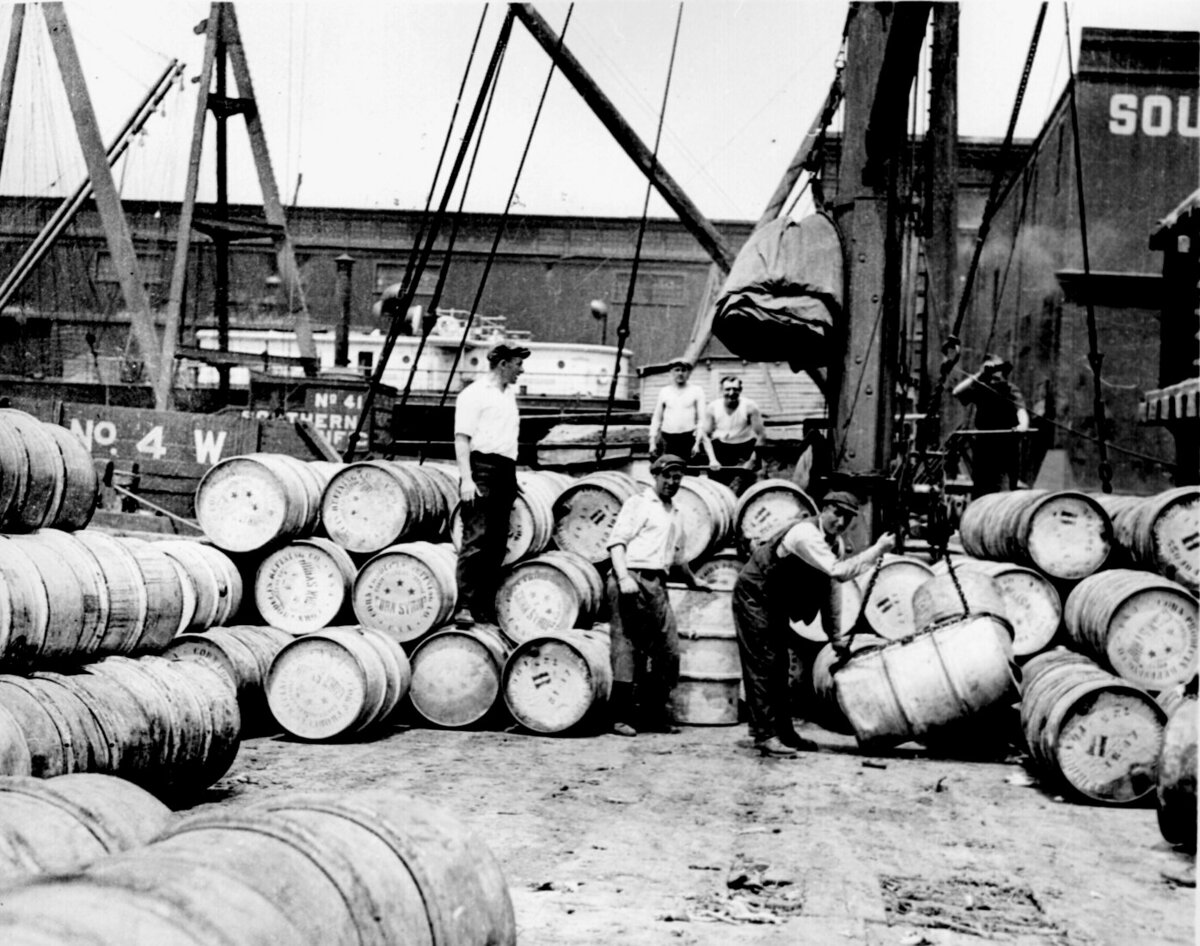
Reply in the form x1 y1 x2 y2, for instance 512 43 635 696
454 375 520 459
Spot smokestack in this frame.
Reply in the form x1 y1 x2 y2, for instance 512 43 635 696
334 253 354 368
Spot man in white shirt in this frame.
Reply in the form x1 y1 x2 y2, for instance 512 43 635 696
649 359 706 461
606 454 708 737
452 342 529 627
732 491 895 757
701 375 767 496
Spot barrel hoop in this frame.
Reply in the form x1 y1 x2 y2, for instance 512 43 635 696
0 778 125 853
927 632 977 720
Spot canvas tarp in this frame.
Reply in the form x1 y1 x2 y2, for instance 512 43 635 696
712 212 843 373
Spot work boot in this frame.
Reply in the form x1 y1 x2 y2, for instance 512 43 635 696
611 722 638 737
778 728 819 751
755 736 799 757
453 608 476 628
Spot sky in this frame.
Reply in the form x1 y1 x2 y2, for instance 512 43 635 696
0 0 1196 222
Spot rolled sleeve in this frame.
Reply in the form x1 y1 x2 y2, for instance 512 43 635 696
454 385 481 440
781 521 875 581
606 495 644 550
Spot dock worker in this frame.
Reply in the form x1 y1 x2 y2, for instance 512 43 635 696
732 491 895 757
701 375 767 496
452 341 530 627
953 354 1030 497
607 453 709 737
649 358 706 462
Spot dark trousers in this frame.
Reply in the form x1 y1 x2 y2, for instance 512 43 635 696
606 569 680 727
733 572 836 743
969 438 1020 498
658 431 696 462
455 453 517 622
711 439 756 496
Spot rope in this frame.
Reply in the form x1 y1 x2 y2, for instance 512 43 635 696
918 2 1047 452
942 552 970 618
425 4 577 440
1063 4 1113 494
343 5 512 460
596 3 684 465
852 555 885 634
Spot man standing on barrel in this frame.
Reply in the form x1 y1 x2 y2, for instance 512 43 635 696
452 342 530 627
733 491 895 757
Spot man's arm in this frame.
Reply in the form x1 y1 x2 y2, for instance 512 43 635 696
746 401 767 468
783 521 894 581
454 433 477 502
1015 407 1031 432
700 402 720 468
952 373 979 399
648 389 666 448
609 544 638 595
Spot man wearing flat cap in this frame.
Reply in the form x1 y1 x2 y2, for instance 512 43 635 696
733 490 895 757
649 359 706 462
953 354 1030 497
606 453 709 737
452 341 530 626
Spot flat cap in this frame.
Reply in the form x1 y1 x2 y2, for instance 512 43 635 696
488 342 531 363
651 453 687 474
820 490 860 515
668 358 694 369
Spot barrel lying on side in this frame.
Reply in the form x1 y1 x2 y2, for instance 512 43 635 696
855 555 934 640
1092 487 1199 595
0 788 516 946
0 410 98 532
732 479 817 557
503 629 613 734
255 537 357 633
1064 570 1198 691
672 476 737 565
409 624 513 728
495 550 604 644
352 541 458 644
958 489 1113 580
1020 648 1167 805
320 460 453 554
551 470 640 564
0 773 171 882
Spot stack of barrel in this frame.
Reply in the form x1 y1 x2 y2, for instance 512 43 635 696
952 487 1198 811
0 786 516 946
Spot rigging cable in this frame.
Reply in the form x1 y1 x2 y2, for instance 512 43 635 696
1062 3 1113 493
422 4 579 454
918 1 1047 452
595 3 685 464
343 4 511 461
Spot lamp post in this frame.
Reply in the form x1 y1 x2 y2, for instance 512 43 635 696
590 298 609 346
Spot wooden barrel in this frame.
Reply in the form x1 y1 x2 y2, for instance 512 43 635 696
449 469 571 566
808 637 885 735
320 460 451 554
958 489 1112 580
1156 695 1197 851
732 479 817 556
551 470 639 564
0 536 51 665
117 538 187 653
502 629 613 734
790 580 863 643
0 774 171 882
912 567 1009 630
691 549 744 591
266 626 410 740
41 424 99 531
1093 487 1199 595
409 624 513 727
668 586 740 725
255 537 357 634
72 530 151 657
155 539 232 634
0 675 72 777
670 476 737 564
927 557 1061 658
0 412 29 528
495 551 603 644
0 409 65 531
352 542 458 643
835 613 1017 746
195 453 320 553
1063 569 1198 691
1019 648 1166 804
854 555 935 640
0 702 33 776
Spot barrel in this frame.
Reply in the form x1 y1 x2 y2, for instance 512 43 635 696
691 549 745 591
0 675 72 777
668 586 740 725
732 479 817 556
409 624 513 727
790 580 863 643
1063 569 1198 691
41 424 99 531
266 626 411 740
834 613 1018 746
854 555 935 640
352 542 458 643
195 453 323 553
0 788 514 946
0 412 28 528
958 489 1112 580
118 537 188 653
255 537 357 633
72 530 151 657
0 409 65 531
808 637 885 735
0 774 172 882
1156 695 1197 851
927 557 1061 658
911 567 1009 630
450 469 573 566
495 551 604 644
0 702 32 775
1019 648 1166 804
320 460 452 554
502 629 613 734
551 470 640 564
669 476 736 565
1093 487 1199 595
156 539 244 633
